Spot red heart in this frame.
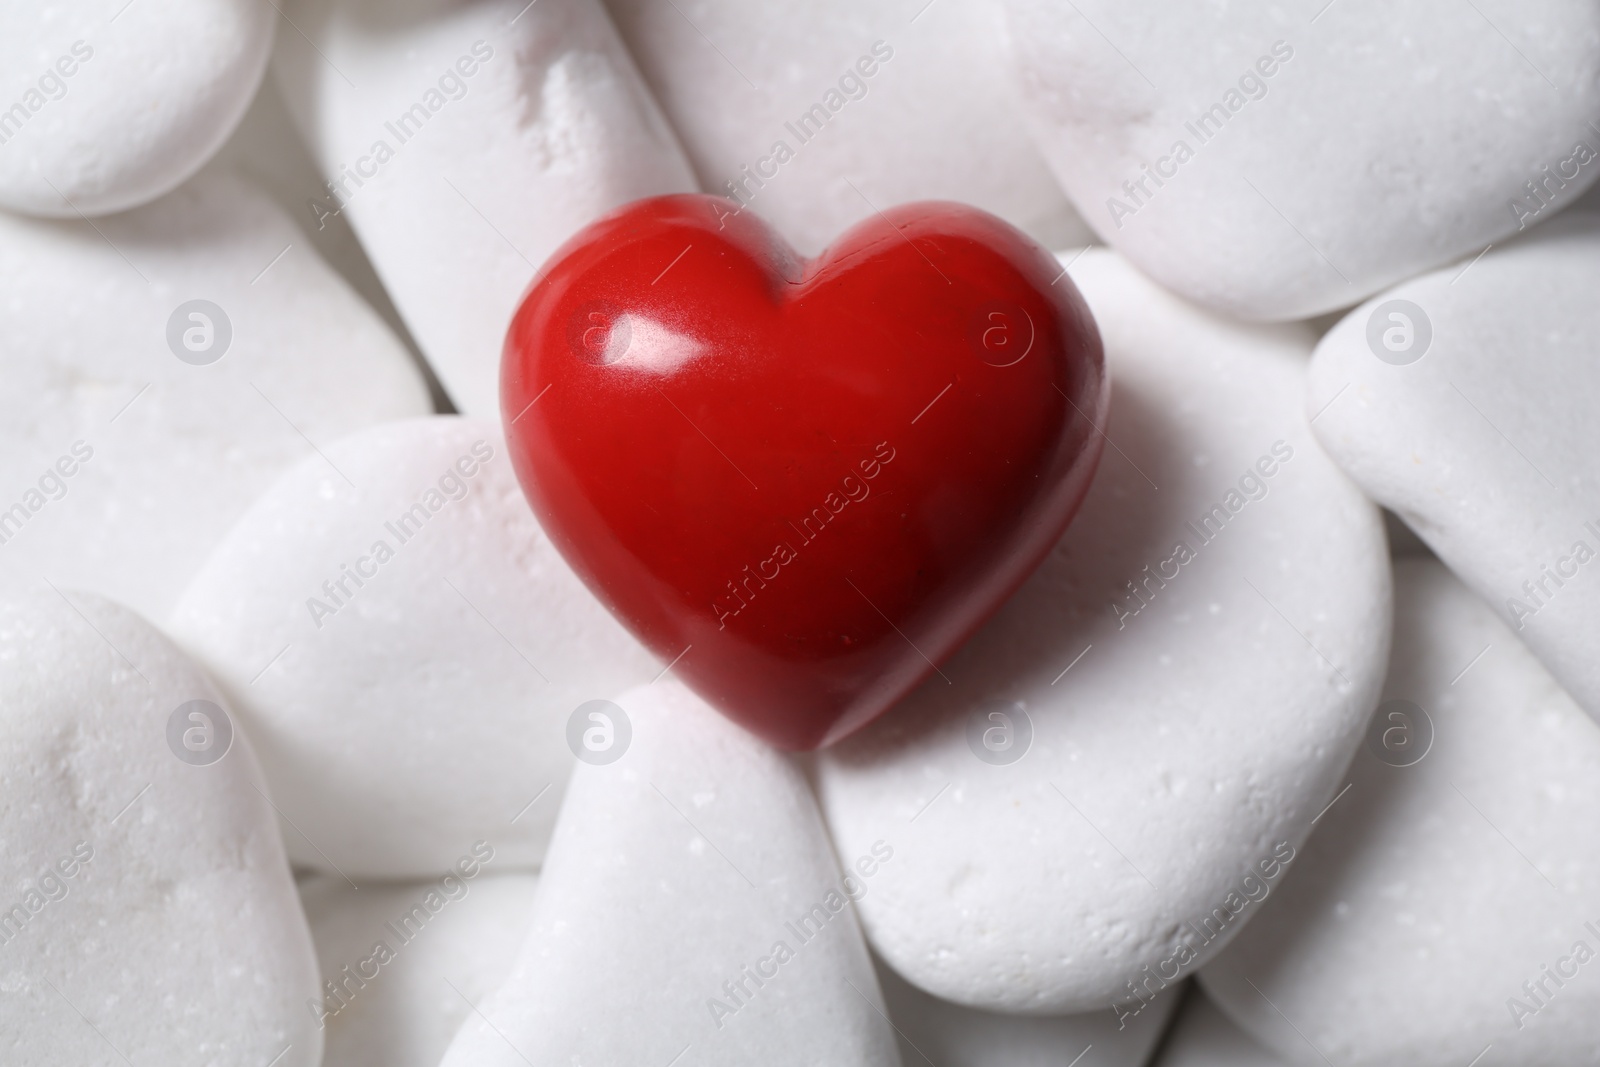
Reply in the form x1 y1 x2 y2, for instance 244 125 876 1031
502 195 1106 750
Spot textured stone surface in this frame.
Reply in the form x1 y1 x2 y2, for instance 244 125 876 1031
171 417 659 877
0 0 273 216
1204 559 1600 1065
1005 0 1600 319
605 0 1089 254
1309 211 1600 726
0 590 320 1066
440 681 901 1066
212 79 429 385
878 956 1179 1067
0 167 431 620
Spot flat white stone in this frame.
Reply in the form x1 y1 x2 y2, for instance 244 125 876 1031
0 589 320 1065
878 957 1180 1067
815 247 1390 1014
273 0 699 416
1309 211 1600 726
439 681 902 1066
1202 559 1600 1065
0 166 431 620
1003 0 1600 320
300 868 538 1067
0 0 273 216
604 0 1090 255
169 416 660 878
1152 991 1285 1067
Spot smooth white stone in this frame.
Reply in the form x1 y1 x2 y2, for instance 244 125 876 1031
603 0 1090 255
1203 558 1600 1065
0 0 273 216
169 416 659 878
1308 211 1600 726
877 957 1180 1067
1003 0 1600 320
439 681 902 1066
213 78 425 368
815 247 1390 1014
273 0 699 416
300 868 538 1067
0 590 320 1065
1152 991 1286 1067
0 167 431 620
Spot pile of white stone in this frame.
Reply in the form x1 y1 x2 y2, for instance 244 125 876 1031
2 2 1598 1065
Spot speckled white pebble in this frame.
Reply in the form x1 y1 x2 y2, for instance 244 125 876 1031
1153 991 1285 1067
273 0 698 416
1202 558 1600 1066
815 247 1390 1014
1003 0 1600 320
169 416 659 878
439 681 901 1066
877 957 1180 1067
0 590 320 1066
0 0 274 216
300 869 539 1067
1309 211 1600 727
604 0 1089 254
0 166 430 621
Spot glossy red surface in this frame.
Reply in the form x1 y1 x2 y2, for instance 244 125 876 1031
502 194 1107 750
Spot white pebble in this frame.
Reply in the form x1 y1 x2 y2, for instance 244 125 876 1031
1003 0 1600 319
878 958 1180 1067
604 0 1090 253
1309 210 1600 725
169 416 659 877
1202 558 1600 1065
273 0 698 416
815 247 1390 1013
0 167 430 620
0 0 274 216
439 681 901 1066
0 590 320 1065
212 78 421 354
300 869 538 1067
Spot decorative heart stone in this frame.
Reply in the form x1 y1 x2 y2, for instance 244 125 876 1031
502 194 1106 749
